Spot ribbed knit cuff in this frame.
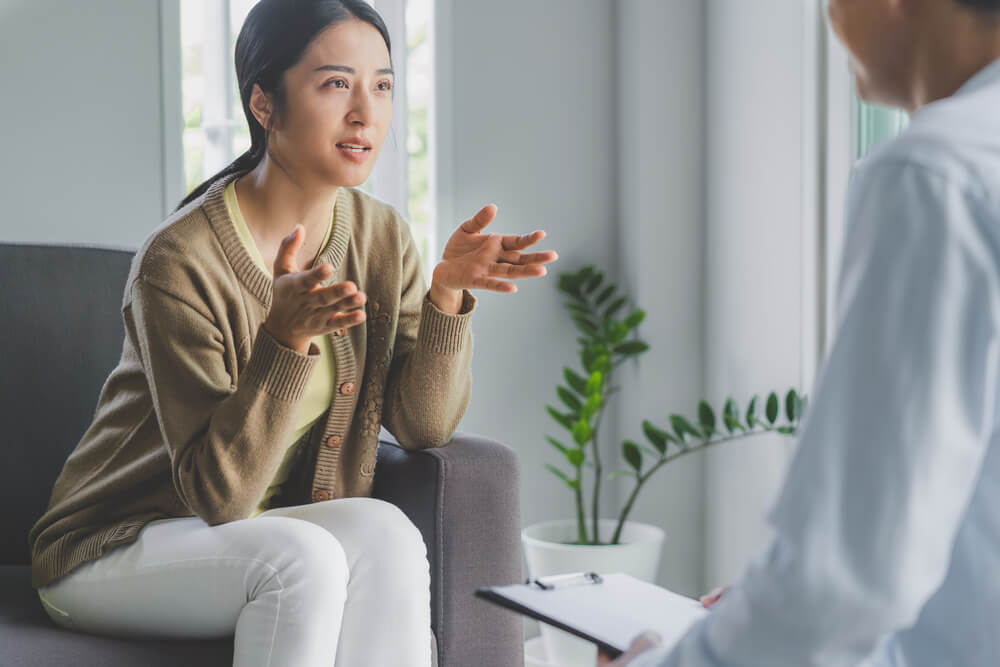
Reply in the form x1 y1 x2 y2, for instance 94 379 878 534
242 326 319 402
418 289 476 354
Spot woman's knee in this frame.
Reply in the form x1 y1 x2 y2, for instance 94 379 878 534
249 516 350 592
348 498 428 566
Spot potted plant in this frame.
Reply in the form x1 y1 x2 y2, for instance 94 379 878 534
522 264 806 665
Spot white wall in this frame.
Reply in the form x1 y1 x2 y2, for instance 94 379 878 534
0 0 180 249
702 0 815 588
439 0 624 545
616 0 706 597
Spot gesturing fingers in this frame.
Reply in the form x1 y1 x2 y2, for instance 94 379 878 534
501 229 546 251
470 276 517 293
274 224 305 278
293 262 333 293
498 249 560 266
489 262 548 279
460 204 498 234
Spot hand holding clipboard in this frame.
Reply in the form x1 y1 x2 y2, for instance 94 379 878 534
475 571 708 660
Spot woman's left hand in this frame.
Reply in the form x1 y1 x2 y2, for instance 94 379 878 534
429 204 558 313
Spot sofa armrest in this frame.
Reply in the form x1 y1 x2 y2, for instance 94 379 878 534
373 430 524 667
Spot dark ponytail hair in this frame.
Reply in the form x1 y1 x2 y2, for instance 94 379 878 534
956 0 1000 11
174 0 392 212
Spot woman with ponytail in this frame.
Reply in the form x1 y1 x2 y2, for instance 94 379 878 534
27 1 557 664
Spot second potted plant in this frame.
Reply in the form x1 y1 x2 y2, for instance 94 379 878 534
523 264 806 665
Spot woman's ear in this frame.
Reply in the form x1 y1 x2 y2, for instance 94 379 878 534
248 82 274 131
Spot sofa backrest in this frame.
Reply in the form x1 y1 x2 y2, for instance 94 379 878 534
0 243 135 565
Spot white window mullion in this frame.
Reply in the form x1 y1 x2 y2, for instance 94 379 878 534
201 0 234 180
369 0 409 218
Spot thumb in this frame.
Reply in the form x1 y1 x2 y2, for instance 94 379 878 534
274 225 304 278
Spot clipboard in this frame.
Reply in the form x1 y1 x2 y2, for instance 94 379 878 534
476 571 708 659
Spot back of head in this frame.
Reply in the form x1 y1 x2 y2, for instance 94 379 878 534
957 0 1000 11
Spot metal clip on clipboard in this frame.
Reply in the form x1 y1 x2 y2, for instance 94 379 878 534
527 571 604 591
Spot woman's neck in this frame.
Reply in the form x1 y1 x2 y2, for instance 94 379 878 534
233 156 339 271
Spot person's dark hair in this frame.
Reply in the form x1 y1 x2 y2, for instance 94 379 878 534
956 0 1000 11
174 0 392 212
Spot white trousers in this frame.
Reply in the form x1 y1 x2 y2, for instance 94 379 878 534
36 497 433 667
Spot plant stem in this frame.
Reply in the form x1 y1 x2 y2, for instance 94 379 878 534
575 461 589 544
610 425 780 544
589 379 611 545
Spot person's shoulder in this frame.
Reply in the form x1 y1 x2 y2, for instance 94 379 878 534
864 98 1000 207
125 191 227 311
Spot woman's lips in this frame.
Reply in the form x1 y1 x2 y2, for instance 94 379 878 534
336 144 371 164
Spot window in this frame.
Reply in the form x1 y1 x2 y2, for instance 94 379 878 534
179 0 436 272
855 99 908 159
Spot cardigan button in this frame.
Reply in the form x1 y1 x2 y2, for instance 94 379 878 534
313 490 330 502
326 435 343 448
339 381 355 395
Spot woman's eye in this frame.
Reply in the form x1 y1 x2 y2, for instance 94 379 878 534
378 81 393 91
326 79 346 88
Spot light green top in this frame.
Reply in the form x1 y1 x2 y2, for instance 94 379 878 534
223 178 337 516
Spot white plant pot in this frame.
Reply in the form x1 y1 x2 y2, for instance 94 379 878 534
522 519 665 666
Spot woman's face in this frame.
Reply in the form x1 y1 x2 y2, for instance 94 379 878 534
267 19 394 188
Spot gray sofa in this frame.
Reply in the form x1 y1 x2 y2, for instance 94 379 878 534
0 242 524 667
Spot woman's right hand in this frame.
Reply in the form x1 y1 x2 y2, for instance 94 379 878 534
262 224 367 355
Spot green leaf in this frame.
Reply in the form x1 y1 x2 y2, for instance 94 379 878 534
785 388 800 422
545 463 571 484
546 405 574 431
556 274 578 295
585 271 604 293
670 414 703 443
642 420 671 455
586 371 604 396
608 321 629 344
565 302 590 316
698 401 716 437
623 440 643 472
746 395 759 427
775 426 796 435
604 296 627 321
572 419 592 446
623 309 646 330
581 394 602 421
766 392 779 424
573 316 600 338
724 414 746 433
595 284 616 306
614 341 649 356
564 367 588 396
639 443 661 458
557 386 582 412
545 436 568 455
722 398 739 434
593 354 612 375
565 447 585 467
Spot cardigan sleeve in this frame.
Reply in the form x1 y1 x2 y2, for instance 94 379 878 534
380 219 477 449
126 275 319 525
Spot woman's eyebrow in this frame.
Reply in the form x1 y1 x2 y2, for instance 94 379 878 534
313 64 394 76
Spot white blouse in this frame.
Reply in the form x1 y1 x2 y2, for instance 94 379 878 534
633 56 1000 667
